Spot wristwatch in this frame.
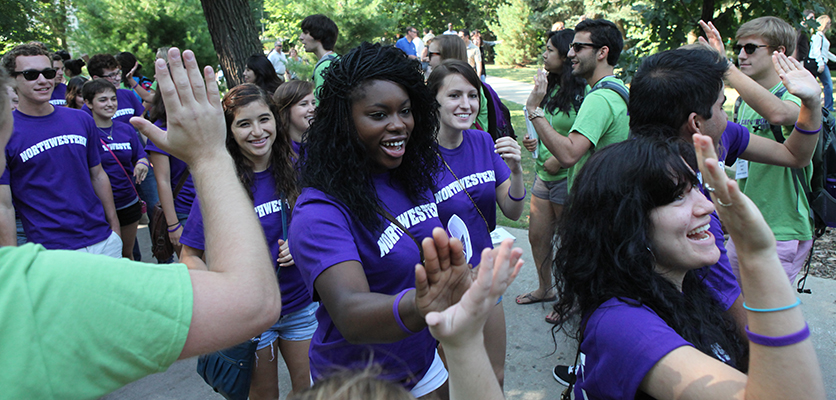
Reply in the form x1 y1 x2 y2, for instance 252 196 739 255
528 107 545 121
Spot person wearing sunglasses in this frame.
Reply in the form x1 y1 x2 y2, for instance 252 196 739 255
85 53 145 126
533 18 629 192
700 18 814 287
0 44 121 256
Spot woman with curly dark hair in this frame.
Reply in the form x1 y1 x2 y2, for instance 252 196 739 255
516 29 587 324
244 54 283 95
551 133 824 399
180 83 313 399
289 42 469 398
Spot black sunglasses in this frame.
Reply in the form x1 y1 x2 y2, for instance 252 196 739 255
12 68 57 81
570 42 601 53
733 43 768 55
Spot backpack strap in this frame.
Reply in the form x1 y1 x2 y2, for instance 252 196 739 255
480 81 499 139
588 79 629 105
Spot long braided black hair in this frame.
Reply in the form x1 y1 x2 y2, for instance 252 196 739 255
299 42 440 230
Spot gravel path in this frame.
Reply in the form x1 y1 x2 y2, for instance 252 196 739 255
809 230 836 280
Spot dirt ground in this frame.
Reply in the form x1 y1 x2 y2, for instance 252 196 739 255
809 229 836 280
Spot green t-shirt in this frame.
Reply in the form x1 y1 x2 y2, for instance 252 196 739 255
566 76 630 189
735 83 812 241
0 244 193 398
474 90 489 132
535 86 582 182
312 54 338 103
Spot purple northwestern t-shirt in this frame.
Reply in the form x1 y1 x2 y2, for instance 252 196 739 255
0 107 111 249
145 136 195 215
289 173 442 390
697 122 750 310
181 169 311 316
49 83 67 107
98 121 147 208
575 298 737 399
434 129 510 266
82 88 144 125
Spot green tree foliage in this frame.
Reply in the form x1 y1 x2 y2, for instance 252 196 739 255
1 0 72 53
263 0 397 58
489 0 539 66
69 0 216 74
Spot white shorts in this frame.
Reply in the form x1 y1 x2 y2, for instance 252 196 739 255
75 231 122 258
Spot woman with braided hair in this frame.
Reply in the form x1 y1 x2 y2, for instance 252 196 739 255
289 42 481 398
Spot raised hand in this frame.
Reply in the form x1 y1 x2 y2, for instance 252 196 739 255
129 48 226 168
495 136 522 173
773 52 822 108
414 227 473 318
693 133 776 256
698 20 727 58
426 239 523 346
525 69 549 110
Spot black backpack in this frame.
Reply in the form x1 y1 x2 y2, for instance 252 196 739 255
480 81 516 140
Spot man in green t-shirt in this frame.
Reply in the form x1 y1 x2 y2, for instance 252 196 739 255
300 14 339 103
724 16 812 285
529 19 629 190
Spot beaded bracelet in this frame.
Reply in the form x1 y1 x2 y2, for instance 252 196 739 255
167 223 181 232
746 323 810 347
794 123 821 135
508 187 527 201
393 288 420 335
743 298 801 312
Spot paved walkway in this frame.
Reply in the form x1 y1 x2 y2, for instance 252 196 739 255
106 76 834 399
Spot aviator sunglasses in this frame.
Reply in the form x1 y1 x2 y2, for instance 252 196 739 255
733 43 768 55
12 68 57 81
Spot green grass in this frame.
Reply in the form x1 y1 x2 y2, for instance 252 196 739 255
495 101 536 230
485 65 539 85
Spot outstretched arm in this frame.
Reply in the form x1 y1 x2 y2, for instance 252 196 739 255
740 52 822 168
131 48 280 359
424 239 523 400
700 20 800 126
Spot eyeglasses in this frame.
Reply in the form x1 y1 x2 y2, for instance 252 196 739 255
12 68 57 81
733 43 769 55
102 70 122 79
570 42 601 53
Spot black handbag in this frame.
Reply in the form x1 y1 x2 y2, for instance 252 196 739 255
196 337 259 400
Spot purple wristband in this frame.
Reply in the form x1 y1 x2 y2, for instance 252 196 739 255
393 288 420 335
746 323 810 347
137 160 150 168
794 123 821 135
167 223 181 232
508 187 527 201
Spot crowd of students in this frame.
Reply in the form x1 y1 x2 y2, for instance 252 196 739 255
0 11 828 400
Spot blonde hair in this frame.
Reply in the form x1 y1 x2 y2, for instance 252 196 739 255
287 369 414 400
817 15 832 33
735 16 796 56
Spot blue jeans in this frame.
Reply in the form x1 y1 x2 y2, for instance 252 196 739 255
818 64 833 111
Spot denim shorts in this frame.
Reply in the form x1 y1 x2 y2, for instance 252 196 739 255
257 301 319 350
531 176 568 205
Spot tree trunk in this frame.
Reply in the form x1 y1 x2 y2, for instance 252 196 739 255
700 0 716 23
199 0 262 88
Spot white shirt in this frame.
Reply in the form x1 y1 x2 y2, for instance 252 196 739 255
268 50 287 75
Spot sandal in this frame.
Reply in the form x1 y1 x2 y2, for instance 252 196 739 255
515 291 557 305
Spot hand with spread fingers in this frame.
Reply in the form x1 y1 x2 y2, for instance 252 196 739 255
698 20 727 59
414 227 473 318
129 48 226 169
773 52 822 109
693 133 776 257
